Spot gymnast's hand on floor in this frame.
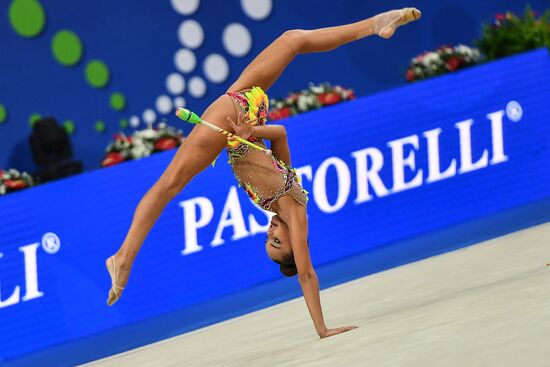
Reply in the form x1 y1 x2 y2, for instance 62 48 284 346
227 112 254 141
318 326 358 338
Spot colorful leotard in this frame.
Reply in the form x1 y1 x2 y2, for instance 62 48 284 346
225 86 308 212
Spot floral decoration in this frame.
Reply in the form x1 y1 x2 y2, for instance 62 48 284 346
0 169 35 196
406 44 482 82
102 122 185 167
476 6 550 61
268 83 355 121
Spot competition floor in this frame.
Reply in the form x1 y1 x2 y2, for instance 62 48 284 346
83 221 550 367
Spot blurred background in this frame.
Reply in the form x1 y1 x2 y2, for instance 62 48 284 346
1 0 548 180
1 1 550 366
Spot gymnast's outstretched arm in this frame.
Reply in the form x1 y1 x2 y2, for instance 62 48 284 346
276 195 357 338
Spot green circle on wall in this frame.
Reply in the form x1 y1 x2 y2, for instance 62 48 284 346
95 120 106 132
9 0 46 38
86 60 110 88
0 104 7 123
52 30 83 66
64 119 75 134
29 113 41 127
119 118 128 129
110 92 126 111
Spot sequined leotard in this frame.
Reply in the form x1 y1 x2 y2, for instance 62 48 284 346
225 86 308 213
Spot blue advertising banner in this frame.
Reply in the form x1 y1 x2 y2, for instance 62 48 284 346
1 49 550 366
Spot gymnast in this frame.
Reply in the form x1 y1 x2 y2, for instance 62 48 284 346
106 8 421 338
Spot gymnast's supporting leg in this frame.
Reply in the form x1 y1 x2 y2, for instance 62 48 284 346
106 7 421 305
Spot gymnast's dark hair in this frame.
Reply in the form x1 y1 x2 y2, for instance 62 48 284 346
273 252 297 277
272 240 309 277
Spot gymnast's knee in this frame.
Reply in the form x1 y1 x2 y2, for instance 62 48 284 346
280 29 306 53
157 171 190 200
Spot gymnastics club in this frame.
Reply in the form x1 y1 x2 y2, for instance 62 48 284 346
175 108 272 156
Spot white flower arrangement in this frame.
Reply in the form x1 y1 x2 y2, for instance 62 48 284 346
101 123 185 167
268 82 356 120
407 44 482 82
0 168 35 195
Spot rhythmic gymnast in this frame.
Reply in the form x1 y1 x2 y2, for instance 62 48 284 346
106 8 421 338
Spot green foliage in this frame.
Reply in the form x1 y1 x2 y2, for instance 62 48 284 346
476 5 550 61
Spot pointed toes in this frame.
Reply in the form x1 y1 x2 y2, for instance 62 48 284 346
107 289 117 306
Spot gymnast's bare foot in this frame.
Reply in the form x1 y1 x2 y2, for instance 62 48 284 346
106 254 131 306
374 8 422 39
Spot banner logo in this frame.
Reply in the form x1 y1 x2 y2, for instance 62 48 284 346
0 233 60 309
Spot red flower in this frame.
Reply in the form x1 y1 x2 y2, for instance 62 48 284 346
268 107 292 121
446 57 460 71
406 69 415 81
154 137 178 151
317 92 342 105
5 179 27 190
495 13 506 21
347 91 356 100
102 152 125 167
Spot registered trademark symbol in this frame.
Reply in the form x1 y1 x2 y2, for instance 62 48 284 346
41 232 61 254
506 101 523 122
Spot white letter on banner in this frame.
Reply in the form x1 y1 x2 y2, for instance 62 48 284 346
211 186 249 246
352 147 388 203
179 197 214 255
487 110 508 165
20 244 44 301
248 198 273 236
423 128 457 183
455 119 489 174
0 253 21 308
387 135 423 193
313 157 351 213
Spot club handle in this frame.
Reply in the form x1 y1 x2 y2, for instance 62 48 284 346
175 108 272 155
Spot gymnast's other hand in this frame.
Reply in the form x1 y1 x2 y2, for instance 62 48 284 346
227 112 254 141
318 326 358 339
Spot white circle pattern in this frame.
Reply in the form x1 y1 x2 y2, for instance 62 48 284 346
166 73 186 95
171 0 200 15
204 54 229 83
143 109 157 124
240 0 272 20
223 23 252 57
174 96 187 108
129 115 140 128
178 20 204 49
130 0 274 125
156 95 173 115
175 48 197 73
189 76 207 98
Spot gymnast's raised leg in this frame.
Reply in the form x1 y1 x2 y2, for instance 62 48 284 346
106 7 421 305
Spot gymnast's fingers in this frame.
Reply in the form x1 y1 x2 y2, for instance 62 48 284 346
226 116 239 132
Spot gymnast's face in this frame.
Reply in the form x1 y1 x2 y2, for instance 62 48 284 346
265 215 292 262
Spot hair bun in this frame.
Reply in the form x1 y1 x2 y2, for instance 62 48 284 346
280 263 297 277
